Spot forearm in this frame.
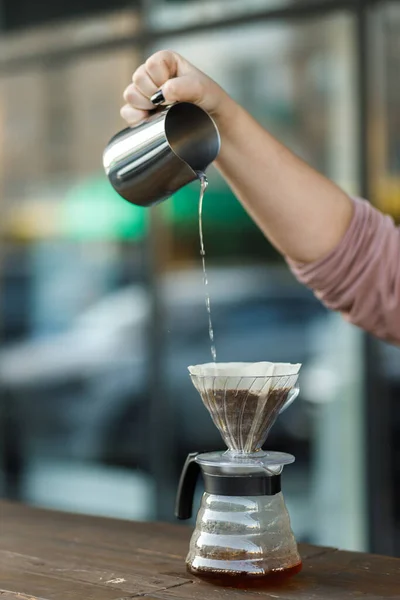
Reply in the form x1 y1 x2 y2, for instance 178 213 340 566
288 197 400 344
215 101 354 263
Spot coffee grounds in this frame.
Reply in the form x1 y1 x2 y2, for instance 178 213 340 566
204 388 290 452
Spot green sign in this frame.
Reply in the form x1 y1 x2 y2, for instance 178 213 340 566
60 174 254 241
164 180 252 228
61 175 148 241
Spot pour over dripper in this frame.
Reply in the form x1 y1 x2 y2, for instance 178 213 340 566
188 362 301 454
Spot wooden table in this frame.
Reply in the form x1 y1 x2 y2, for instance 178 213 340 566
1 501 399 599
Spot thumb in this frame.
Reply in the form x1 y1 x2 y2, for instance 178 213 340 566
161 74 207 109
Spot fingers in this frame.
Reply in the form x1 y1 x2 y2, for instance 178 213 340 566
120 104 148 126
132 64 159 99
121 50 202 127
122 51 180 113
145 50 181 87
123 82 154 111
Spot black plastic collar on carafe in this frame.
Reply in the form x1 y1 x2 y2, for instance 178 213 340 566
202 472 281 496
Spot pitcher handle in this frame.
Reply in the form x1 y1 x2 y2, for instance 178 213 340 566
279 386 299 414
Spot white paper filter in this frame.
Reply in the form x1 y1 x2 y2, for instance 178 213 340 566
188 362 301 453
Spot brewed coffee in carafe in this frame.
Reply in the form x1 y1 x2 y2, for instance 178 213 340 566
175 361 302 587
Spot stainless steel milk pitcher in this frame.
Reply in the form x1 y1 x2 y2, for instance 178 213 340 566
103 102 220 207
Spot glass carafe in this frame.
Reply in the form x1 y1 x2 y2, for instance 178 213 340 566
176 451 302 586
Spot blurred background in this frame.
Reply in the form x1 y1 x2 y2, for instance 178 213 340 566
0 0 399 557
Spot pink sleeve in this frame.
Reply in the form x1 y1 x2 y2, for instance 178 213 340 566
287 197 400 344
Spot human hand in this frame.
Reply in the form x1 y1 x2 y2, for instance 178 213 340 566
121 50 231 127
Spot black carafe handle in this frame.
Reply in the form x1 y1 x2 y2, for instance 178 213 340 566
175 452 201 520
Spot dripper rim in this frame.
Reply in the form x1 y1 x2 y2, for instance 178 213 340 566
188 361 302 381
188 362 301 379
190 372 300 378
